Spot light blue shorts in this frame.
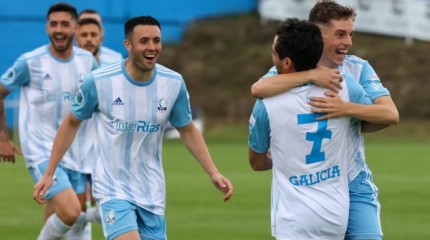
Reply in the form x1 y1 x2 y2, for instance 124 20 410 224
29 161 87 199
99 199 166 240
346 171 383 240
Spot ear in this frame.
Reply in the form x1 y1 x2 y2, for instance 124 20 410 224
284 57 295 71
124 39 131 52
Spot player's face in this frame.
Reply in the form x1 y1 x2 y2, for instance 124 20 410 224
318 18 354 68
46 12 76 54
76 23 102 56
125 25 162 73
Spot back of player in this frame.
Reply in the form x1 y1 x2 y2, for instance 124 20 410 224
265 81 350 239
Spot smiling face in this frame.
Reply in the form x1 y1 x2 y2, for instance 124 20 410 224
124 24 161 74
46 11 76 58
318 17 354 68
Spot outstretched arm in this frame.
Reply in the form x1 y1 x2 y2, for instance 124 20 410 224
177 122 233 202
33 112 82 204
251 66 343 98
0 86 21 163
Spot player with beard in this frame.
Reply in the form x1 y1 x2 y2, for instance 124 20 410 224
0 3 97 239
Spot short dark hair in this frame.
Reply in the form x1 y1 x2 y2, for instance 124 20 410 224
309 0 356 25
79 9 99 18
47 2 78 21
275 18 323 72
78 18 101 30
124 16 161 39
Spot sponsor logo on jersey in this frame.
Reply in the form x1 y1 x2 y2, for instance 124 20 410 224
44 91 75 102
115 119 161 133
289 165 341 186
43 73 52 80
112 97 124 105
157 98 167 112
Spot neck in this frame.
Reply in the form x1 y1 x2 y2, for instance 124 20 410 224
49 45 73 60
125 59 153 82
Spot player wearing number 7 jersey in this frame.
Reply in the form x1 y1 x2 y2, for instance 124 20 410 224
248 18 372 239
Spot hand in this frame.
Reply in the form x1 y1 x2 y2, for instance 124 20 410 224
308 91 347 120
33 175 54 205
309 66 343 93
211 172 233 202
0 139 22 163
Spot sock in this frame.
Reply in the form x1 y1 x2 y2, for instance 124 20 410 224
86 206 101 223
37 214 71 240
64 212 86 240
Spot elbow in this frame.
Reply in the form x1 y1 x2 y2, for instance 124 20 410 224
389 109 400 125
250 83 263 99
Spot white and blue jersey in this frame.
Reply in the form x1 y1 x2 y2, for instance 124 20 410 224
0 45 97 170
71 61 192 215
249 70 372 239
340 55 390 181
98 46 123 67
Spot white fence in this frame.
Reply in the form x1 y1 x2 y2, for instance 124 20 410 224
259 0 430 41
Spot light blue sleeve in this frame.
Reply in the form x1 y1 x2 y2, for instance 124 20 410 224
0 55 30 92
345 74 373 105
169 80 192 127
358 61 390 101
248 99 270 153
260 66 278 80
71 73 98 120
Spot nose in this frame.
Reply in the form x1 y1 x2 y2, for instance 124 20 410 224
344 35 353 47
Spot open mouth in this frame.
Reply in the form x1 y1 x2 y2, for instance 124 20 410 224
335 49 347 56
144 54 156 61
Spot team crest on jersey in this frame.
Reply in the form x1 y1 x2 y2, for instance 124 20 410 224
106 210 115 225
2 68 15 81
75 90 85 105
157 98 167 112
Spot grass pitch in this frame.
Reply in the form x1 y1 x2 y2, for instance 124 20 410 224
0 121 429 239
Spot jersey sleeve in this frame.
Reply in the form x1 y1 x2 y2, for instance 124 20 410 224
344 75 373 105
0 55 30 92
359 61 390 101
168 80 192 128
248 99 270 153
260 66 278 80
71 73 98 120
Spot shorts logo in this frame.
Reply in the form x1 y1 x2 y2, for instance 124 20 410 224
106 210 115 225
113 97 124 105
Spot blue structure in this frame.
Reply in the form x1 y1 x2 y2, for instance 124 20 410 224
0 0 257 128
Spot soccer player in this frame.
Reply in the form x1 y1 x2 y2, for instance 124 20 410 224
34 16 233 240
250 1 399 239
78 9 123 67
248 18 372 239
0 3 97 239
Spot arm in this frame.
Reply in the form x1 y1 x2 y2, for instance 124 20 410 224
0 86 21 163
33 112 82 204
177 122 233 202
248 148 272 171
251 66 343 98
309 93 399 126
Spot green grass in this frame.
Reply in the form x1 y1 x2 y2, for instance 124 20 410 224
0 121 429 239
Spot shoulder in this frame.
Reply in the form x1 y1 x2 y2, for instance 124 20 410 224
22 45 49 60
73 46 94 58
92 61 123 80
155 64 183 81
100 46 123 58
343 55 370 67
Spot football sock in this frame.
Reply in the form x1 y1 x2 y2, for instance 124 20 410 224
86 206 101 223
37 213 71 240
64 212 86 240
